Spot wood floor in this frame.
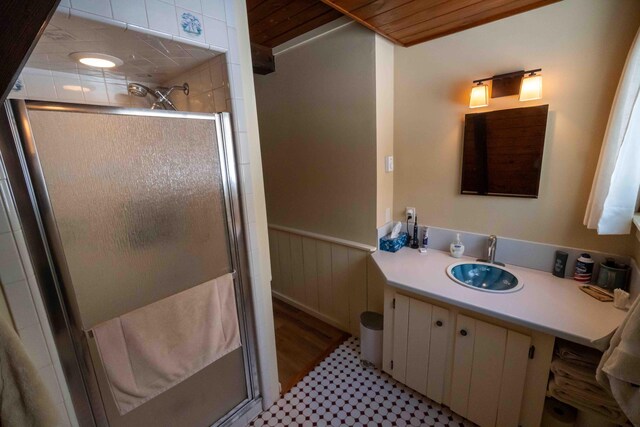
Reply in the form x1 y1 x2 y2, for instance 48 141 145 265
272 297 350 394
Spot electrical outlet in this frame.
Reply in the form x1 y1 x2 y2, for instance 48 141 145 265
406 207 415 222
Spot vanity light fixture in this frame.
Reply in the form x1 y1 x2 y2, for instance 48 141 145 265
69 52 123 68
469 82 489 108
519 71 543 101
468 68 542 108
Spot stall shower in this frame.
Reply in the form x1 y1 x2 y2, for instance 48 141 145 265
0 100 260 427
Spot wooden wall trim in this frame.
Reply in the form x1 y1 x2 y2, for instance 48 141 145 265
268 224 377 252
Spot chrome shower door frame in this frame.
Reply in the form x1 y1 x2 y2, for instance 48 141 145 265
1 100 260 427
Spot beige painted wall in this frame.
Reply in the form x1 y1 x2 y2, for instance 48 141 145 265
394 0 640 255
376 35 394 227
255 23 377 246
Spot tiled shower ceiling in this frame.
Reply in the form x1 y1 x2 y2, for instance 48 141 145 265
28 12 218 85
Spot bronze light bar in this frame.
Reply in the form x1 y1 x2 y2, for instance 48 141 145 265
472 68 542 99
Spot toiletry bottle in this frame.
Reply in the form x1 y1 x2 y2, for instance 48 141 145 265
411 216 419 249
450 233 465 258
422 227 429 249
552 251 568 278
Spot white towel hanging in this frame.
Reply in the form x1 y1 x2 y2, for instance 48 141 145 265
92 273 241 415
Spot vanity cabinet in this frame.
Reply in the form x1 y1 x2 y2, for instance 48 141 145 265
391 294 451 403
450 315 531 427
383 289 552 427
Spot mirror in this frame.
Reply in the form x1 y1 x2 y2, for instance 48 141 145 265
461 105 549 198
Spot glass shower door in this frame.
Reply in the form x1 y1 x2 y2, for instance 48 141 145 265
10 101 257 427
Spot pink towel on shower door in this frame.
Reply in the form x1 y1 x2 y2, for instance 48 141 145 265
92 273 241 415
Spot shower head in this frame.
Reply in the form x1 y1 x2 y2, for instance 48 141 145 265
127 83 151 97
127 82 189 110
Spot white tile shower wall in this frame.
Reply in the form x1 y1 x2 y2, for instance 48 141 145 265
62 0 231 49
161 54 230 113
2 0 276 423
11 67 152 108
8 1 229 106
0 161 75 427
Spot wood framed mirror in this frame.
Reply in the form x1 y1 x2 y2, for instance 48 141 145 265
461 105 549 198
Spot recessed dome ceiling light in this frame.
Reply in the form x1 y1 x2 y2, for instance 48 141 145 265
62 85 91 93
69 52 123 68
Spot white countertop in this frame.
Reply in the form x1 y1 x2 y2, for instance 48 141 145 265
372 248 627 348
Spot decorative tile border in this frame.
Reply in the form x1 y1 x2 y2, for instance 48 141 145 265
180 11 203 36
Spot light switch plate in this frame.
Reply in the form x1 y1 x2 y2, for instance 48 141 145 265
385 155 393 172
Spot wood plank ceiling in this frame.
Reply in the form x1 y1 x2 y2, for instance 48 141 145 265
320 0 561 47
246 0 561 73
248 0 343 48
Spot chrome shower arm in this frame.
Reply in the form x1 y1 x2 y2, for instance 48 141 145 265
128 82 188 111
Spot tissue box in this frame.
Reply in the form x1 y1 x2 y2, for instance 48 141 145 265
380 232 408 253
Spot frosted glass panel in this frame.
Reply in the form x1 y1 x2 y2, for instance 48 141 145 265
28 110 231 329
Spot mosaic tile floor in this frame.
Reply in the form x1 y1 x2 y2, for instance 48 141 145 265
249 337 475 427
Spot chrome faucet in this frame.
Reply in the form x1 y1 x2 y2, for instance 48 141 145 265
478 235 505 266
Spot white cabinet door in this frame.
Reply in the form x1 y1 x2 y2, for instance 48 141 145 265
450 315 476 417
392 294 410 383
496 330 531 426
426 305 451 404
390 293 450 399
467 321 507 427
450 315 531 427
405 299 432 394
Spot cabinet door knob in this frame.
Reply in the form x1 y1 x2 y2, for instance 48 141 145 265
435 320 443 327
460 329 468 336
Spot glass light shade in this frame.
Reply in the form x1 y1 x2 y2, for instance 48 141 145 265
519 74 543 101
79 57 116 68
62 85 90 93
69 52 123 68
469 84 489 108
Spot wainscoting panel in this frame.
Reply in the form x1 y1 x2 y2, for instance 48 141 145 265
268 226 377 336
331 244 350 329
302 237 319 311
347 249 367 338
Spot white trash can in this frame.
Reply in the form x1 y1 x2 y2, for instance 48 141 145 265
360 311 383 368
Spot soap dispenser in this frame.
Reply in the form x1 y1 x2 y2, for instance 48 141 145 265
450 233 465 258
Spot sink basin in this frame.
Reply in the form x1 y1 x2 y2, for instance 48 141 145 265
446 262 523 293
